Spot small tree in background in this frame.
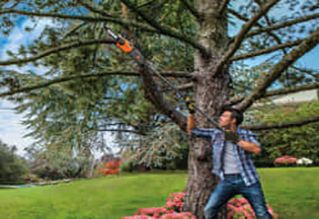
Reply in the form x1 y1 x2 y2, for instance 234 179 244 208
26 144 91 180
0 140 26 184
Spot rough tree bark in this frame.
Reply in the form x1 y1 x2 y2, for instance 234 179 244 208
184 1 230 218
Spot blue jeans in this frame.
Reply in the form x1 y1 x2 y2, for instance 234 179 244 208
204 174 272 219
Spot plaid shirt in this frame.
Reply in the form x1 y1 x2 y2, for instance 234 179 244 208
192 127 261 186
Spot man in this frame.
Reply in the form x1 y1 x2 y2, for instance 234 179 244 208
187 107 272 219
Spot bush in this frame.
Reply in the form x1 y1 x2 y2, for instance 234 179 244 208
98 160 121 175
122 192 196 219
273 155 297 166
119 123 189 171
296 157 313 166
0 140 27 184
28 148 91 180
123 192 279 219
165 192 185 212
250 101 319 166
227 197 278 219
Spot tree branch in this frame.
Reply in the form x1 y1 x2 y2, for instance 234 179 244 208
0 71 191 97
215 0 279 74
262 83 319 97
291 65 319 81
227 82 319 105
0 9 157 34
236 28 319 111
160 82 193 92
180 0 201 19
246 12 319 38
231 39 302 61
243 116 319 131
1 8 209 54
218 0 230 15
95 129 144 135
62 22 87 39
135 55 186 130
139 64 187 130
229 8 288 55
120 0 209 56
77 0 114 17
0 39 115 66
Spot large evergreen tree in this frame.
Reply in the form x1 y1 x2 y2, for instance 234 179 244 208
0 0 319 217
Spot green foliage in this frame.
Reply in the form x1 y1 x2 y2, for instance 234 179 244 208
120 123 188 170
253 101 319 165
0 140 26 184
27 145 91 180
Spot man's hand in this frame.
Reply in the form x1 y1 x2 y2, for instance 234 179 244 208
187 114 195 135
185 96 195 114
224 130 240 143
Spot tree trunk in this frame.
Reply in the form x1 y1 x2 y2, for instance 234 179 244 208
184 1 230 218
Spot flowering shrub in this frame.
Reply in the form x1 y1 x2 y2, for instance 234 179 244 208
122 192 196 219
227 197 278 219
160 212 196 219
274 155 297 166
134 207 171 218
99 160 121 175
296 157 313 166
122 216 153 219
165 192 185 212
123 193 278 219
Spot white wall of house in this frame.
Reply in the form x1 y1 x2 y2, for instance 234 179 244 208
252 89 319 107
270 89 319 105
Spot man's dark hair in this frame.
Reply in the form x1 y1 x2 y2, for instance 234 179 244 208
220 107 244 126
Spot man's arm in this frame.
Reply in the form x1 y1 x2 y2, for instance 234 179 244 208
186 97 216 139
237 140 261 155
225 129 262 155
187 114 215 139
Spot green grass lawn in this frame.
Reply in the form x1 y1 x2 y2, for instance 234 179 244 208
0 168 318 219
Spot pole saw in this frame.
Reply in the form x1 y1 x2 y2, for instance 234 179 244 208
103 25 222 129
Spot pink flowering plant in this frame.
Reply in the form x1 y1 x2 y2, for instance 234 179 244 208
123 193 278 219
165 192 185 212
122 192 196 219
227 197 278 219
134 207 172 218
274 155 297 166
160 212 196 219
122 215 153 219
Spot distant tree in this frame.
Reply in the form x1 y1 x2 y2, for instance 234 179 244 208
26 144 92 180
0 140 26 184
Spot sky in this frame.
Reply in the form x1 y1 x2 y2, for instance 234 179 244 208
0 3 318 157
0 17 56 155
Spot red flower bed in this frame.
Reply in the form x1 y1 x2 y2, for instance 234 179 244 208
134 207 172 218
160 212 196 219
99 160 121 175
122 193 278 219
122 216 153 219
274 155 297 165
122 192 196 219
165 192 185 212
227 197 278 219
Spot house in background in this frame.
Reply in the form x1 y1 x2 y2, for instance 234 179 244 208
252 88 319 108
269 89 319 105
